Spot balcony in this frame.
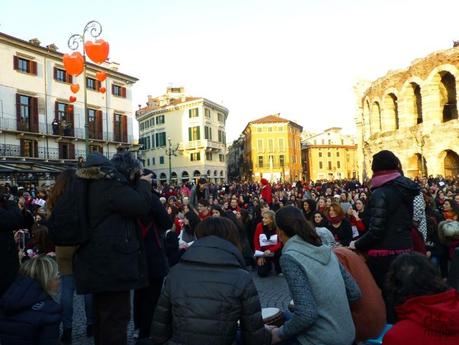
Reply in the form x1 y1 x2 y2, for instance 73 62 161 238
179 139 225 151
0 144 110 161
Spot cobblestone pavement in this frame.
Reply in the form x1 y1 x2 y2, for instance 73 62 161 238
71 270 291 345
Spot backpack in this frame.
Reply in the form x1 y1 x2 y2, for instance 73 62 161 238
48 176 90 246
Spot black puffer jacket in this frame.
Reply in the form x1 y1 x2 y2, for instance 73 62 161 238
151 236 271 345
355 176 420 251
73 153 152 294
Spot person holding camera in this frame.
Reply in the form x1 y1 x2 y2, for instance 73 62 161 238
73 152 153 345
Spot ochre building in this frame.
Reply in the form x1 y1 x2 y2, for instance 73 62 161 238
302 128 357 181
242 114 302 182
355 43 459 180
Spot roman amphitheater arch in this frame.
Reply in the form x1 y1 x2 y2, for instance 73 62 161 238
400 78 424 126
363 99 371 139
425 65 458 123
370 101 382 134
406 153 427 178
439 149 459 178
382 91 399 131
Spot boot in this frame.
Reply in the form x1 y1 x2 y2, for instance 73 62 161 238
60 328 72 344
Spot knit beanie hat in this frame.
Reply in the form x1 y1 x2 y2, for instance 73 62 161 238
371 150 400 172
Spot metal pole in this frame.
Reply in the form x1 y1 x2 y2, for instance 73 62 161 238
43 55 49 159
168 137 172 184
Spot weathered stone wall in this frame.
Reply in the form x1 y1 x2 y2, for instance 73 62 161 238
355 47 459 180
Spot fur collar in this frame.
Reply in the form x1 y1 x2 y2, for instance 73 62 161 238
76 166 119 181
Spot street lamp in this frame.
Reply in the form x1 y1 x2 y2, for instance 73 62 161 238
165 137 179 185
67 20 103 157
410 127 428 177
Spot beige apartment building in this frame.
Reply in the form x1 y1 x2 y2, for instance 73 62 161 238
136 87 228 184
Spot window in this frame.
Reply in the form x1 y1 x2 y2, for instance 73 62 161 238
156 115 165 125
258 156 264 168
257 127 262 132
328 139 331 144
86 78 98 90
20 139 38 158
205 108 210 118
268 127 273 132
328 152 331 157
58 142 75 159
268 139 273 152
189 108 199 118
279 155 285 166
54 67 72 83
16 94 38 132
89 145 103 154
188 126 201 141
206 152 213 160
279 138 284 151
152 157 156 165
319 152 322 158
190 152 201 161
151 134 155 148
147 158 150 166
155 132 166 147
112 84 126 97
319 161 323 169
336 152 340 157
341 139 344 145
54 102 74 136
257 139 263 151
140 122 144 131
204 126 212 140
13 56 37 75
328 161 332 170
113 113 127 142
321 139 325 145
87 109 102 140
217 113 224 122
337 161 341 169
219 154 225 162
218 130 226 144
314 140 317 145
159 156 165 164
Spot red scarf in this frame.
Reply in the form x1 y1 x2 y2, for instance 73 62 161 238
328 215 344 225
370 170 401 190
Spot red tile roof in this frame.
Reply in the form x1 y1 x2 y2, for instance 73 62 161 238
249 114 290 124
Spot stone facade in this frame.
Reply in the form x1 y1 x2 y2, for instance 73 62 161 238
355 45 459 180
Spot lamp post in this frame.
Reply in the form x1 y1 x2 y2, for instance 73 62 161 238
411 127 428 178
165 137 179 185
67 20 103 157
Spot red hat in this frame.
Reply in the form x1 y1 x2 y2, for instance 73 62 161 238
260 178 268 185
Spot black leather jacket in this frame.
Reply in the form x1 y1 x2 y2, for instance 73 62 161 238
355 176 420 251
151 236 271 345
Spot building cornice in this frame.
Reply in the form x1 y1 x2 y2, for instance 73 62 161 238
0 32 138 84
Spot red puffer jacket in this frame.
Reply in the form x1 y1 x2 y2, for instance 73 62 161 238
383 289 459 345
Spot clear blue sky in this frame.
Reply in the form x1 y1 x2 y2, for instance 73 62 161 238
2 0 459 141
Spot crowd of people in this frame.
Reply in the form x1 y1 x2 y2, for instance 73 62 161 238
0 149 459 345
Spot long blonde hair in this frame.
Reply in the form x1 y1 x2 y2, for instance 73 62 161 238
19 255 59 296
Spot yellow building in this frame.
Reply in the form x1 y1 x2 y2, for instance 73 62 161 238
243 114 303 182
302 128 357 181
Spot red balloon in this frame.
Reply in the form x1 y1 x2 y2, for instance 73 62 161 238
69 96 77 103
70 83 80 93
63 52 84 76
99 87 106 93
96 71 107 82
84 39 110 64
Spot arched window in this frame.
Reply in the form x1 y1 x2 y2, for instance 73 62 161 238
439 72 458 122
383 93 399 131
412 83 423 124
193 170 201 178
370 101 382 133
159 173 167 184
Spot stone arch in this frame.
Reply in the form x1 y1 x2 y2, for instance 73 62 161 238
370 101 382 134
181 170 189 182
159 172 167 184
363 98 371 139
170 171 177 184
193 170 201 179
425 65 458 123
382 92 399 131
406 153 427 178
206 170 211 177
400 78 424 126
213 170 218 176
439 149 459 178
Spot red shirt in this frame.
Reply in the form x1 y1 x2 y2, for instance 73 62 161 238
383 289 459 345
253 222 282 253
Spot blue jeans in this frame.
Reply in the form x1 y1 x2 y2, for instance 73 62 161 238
60 275 94 329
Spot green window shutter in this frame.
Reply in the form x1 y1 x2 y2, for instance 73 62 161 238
197 127 200 140
188 127 192 141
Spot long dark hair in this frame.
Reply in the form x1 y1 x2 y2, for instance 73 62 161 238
184 211 201 236
195 217 242 251
47 168 75 215
276 206 322 246
386 252 449 306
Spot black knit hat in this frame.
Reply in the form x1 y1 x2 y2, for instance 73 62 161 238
371 150 400 172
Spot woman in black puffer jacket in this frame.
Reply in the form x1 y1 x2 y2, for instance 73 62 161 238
151 217 271 345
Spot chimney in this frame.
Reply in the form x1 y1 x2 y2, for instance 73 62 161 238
29 38 41 46
454 41 459 48
46 44 58 52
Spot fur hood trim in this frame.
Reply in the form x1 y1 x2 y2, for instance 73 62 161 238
76 166 118 180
